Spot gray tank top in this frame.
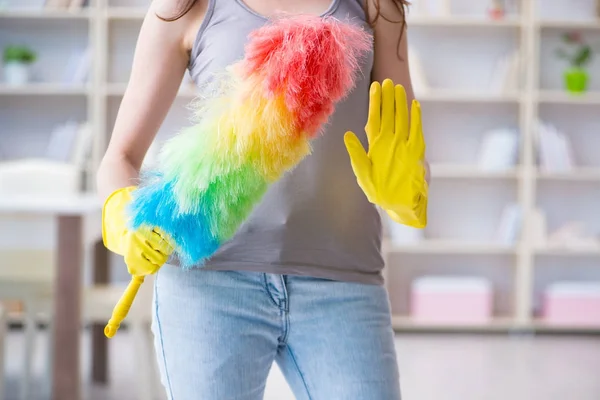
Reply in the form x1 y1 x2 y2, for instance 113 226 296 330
187 0 383 285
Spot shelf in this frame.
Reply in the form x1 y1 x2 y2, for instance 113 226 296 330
407 16 523 28
0 83 90 96
535 245 600 257
536 90 600 105
536 168 600 182
431 164 521 179
536 19 600 30
106 7 147 20
385 240 518 255
392 316 600 333
417 90 522 103
0 0 598 340
532 319 600 333
392 316 516 332
104 83 130 96
0 9 90 19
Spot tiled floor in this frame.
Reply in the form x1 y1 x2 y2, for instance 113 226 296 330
2 329 600 400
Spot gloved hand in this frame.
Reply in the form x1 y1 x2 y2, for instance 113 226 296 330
102 186 174 276
344 78 428 228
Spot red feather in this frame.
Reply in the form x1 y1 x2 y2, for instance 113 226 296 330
241 15 372 137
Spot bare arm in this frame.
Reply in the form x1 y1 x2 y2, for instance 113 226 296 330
96 0 205 199
370 0 430 182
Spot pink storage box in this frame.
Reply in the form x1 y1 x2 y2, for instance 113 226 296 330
410 276 493 324
542 282 600 326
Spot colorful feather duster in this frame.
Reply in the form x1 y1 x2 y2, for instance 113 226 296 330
128 15 372 267
104 15 371 337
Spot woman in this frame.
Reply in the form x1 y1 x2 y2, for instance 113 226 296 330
97 0 429 398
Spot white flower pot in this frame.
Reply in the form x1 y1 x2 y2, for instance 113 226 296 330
3 62 31 86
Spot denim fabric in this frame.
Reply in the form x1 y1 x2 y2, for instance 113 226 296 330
152 265 401 400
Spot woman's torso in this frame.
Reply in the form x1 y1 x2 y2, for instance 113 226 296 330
184 0 384 285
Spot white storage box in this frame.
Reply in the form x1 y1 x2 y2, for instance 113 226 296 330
0 158 81 196
411 276 494 324
542 281 600 326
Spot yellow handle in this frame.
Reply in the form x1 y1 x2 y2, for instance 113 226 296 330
104 275 145 338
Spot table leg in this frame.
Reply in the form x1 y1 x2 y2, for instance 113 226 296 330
92 240 110 384
52 215 82 400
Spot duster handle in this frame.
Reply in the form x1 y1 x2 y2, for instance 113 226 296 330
104 275 145 338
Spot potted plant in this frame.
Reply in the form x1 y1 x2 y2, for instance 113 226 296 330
555 31 593 94
488 0 505 20
3 45 37 86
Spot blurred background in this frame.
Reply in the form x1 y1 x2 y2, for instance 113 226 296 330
0 0 599 399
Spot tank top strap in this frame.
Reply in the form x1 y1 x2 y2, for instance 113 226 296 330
189 0 370 70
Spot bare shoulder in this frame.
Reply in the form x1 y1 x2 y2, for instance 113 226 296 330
147 0 210 54
150 0 208 20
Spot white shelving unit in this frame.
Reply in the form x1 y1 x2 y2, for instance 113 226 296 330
385 0 600 333
1 0 599 333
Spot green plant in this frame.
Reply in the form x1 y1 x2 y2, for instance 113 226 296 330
3 45 36 64
555 31 593 69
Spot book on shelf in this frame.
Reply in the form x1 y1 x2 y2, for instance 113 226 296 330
488 50 520 94
45 120 93 168
494 203 522 244
3 0 47 10
45 120 80 162
44 0 70 8
44 0 88 9
531 208 547 248
70 122 93 167
408 46 430 96
67 0 86 10
385 217 425 246
62 46 91 84
409 0 451 17
534 120 575 173
501 0 520 16
477 128 519 171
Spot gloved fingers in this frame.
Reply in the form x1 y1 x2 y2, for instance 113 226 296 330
136 226 170 256
365 81 381 144
139 236 169 266
381 79 395 137
149 228 174 256
394 84 409 142
124 250 159 276
408 100 426 158
344 131 376 197
344 131 369 168
141 253 162 273
131 232 168 265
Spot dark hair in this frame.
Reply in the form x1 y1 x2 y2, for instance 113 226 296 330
363 0 410 59
157 0 410 58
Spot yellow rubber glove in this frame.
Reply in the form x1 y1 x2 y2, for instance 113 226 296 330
344 79 428 228
102 186 174 276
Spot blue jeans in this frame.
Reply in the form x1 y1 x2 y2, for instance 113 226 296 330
151 265 401 400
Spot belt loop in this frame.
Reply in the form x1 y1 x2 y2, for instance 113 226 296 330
279 275 289 312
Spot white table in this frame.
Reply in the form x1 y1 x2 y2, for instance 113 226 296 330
0 194 107 400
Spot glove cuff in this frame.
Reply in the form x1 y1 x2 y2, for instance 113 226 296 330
385 206 427 229
102 186 137 256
